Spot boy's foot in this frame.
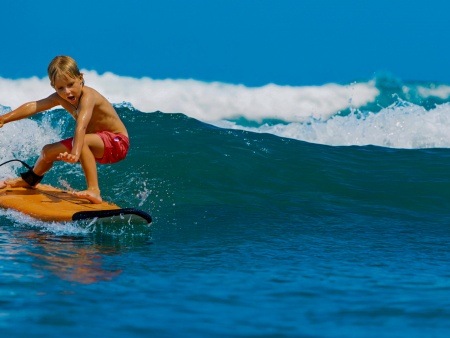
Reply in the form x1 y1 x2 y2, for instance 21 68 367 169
0 177 31 189
71 189 102 204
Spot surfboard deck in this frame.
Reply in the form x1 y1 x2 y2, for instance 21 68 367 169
0 184 152 224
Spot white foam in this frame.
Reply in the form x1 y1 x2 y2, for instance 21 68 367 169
0 112 61 178
0 76 54 107
417 84 450 99
0 71 379 123
216 102 450 149
0 208 89 235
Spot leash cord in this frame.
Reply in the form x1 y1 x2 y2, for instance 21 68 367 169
0 159 32 170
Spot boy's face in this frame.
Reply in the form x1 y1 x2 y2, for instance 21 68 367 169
54 74 84 107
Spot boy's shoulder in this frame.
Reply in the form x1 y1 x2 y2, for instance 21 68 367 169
81 86 114 112
82 86 97 95
83 86 106 101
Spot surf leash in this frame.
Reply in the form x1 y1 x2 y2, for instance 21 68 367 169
0 159 33 170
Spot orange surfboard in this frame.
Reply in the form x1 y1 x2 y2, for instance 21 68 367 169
0 184 151 223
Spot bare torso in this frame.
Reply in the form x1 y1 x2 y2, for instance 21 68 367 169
55 86 128 136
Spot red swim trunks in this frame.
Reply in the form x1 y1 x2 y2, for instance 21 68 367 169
60 132 130 164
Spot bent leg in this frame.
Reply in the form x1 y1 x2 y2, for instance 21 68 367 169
0 141 69 189
34 142 71 175
72 134 104 204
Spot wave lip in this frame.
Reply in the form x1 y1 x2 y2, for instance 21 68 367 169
1 71 379 123
219 101 450 149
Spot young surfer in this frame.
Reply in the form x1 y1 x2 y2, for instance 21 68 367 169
0 56 129 204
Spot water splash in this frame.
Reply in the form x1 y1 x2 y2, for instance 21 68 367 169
215 101 450 149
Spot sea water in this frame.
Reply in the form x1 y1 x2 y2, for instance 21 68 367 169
1 73 450 337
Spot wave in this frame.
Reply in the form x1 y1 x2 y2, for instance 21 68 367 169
0 71 379 122
215 101 450 149
2 72 450 149
2 107 450 234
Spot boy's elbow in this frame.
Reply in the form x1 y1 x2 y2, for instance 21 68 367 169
22 102 39 114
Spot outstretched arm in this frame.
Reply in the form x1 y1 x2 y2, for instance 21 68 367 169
0 94 59 127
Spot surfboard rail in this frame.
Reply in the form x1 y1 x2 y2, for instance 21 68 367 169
72 208 152 223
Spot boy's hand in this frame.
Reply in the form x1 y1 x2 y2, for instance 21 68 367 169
57 152 79 163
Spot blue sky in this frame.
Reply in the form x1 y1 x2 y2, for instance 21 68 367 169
1 0 449 86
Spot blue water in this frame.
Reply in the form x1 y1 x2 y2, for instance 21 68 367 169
1 75 450 337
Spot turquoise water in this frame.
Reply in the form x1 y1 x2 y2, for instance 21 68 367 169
2 76 450 337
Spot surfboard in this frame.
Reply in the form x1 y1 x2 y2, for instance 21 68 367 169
0 184 152 224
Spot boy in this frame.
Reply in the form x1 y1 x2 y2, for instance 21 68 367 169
0 56 129 204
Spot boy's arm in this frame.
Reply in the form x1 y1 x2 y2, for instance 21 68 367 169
68 93 95 161
0 94 59 127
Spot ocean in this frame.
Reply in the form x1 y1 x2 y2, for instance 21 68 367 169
1 73 450 337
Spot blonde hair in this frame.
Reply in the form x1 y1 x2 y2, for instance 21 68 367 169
47 56 83 87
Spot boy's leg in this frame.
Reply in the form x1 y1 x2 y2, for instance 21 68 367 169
73 133 104 203
0 142 68 189
34 142 71 175
1 135 105 204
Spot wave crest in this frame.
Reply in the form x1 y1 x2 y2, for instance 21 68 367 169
1 71 378 122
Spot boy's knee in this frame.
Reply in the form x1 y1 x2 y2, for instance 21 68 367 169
40 147 50 163
41 144 57 162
